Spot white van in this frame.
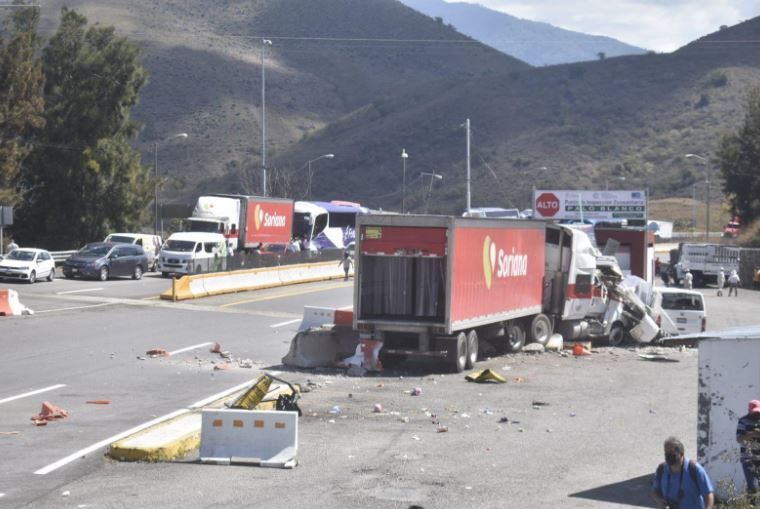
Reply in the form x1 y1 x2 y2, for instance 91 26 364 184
104 233 163 271
157 232 227 277
653 288 707 336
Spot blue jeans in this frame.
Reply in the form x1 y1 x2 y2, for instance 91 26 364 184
743 462 759 499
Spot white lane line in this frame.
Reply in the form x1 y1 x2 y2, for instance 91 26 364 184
35 377 261 475
168 342 214 356
0 384 67 405
36 303 115 314
56 287 104 295
270 318 301 328
34 408 189 475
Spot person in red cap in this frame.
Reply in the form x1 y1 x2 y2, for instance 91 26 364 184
737 399 760 504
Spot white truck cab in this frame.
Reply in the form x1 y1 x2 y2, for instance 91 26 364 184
158 232 227 277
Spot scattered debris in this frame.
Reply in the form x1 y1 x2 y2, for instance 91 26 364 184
572 343 590 356
373 404 383 413
210 342 222 354
411 387 423 396
328 419 336 424
532 400 550 407
238 358 253 369
639 353 680 362
329 406 342 415
499 417 509 423
465 369 507 384
411 435 420 441
136 356 147 361
523 343 545 353
146 348 170 358
513 376 526 384
545 333 564 351
31 402 68 426
569 412 576 417
213 363 231 371
436 425 449 433
85 400 111 405
61 491 70 497
0 431 20 435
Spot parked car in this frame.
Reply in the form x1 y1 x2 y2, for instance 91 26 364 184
462 207 521 219
63 242 148 281
104 233 162 271
0 248 56 284
653 287 706 336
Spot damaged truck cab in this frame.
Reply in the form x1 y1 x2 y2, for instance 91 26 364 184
353 214 658 372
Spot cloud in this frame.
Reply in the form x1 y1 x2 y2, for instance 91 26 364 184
455 0 757 51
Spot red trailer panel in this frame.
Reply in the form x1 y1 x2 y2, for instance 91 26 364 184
361 225 447 256
450 225 545 325
244 198 293 247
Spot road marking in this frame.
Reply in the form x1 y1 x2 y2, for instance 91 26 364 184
56 287 104 295
34 409 190 475
34 377 262 475
270 318 301 328
0 384 67 405
36 303 115 314
168 342 214 356
219 281 351 308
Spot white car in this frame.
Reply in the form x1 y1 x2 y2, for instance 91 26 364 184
0 248 56 284
653 287 706 336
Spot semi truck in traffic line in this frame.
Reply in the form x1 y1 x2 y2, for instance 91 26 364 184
352 214 660 372
186 194 294 254
671 243 740 287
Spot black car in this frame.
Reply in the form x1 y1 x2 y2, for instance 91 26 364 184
63 242 149 281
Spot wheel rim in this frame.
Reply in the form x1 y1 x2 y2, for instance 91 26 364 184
134 266 142 279
609 326 625 346
100 267 108 281
456 332 467 371
508 324 525 352
48 269 54 281
532 316 551 345
466 331 478 368
29 271 36 283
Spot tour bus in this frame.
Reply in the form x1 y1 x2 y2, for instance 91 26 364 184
293 201 369 251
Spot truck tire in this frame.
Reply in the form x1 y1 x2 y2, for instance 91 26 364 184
529 314 553 346
448 332 467 373
608 324 628 346
507 322 526 353
465 330 479 369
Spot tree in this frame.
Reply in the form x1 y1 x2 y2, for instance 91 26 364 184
0 5 44 205
718 87 760 222
17 8 151 248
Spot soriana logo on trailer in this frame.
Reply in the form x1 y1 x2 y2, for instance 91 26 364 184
451 227 545 323
247 201 292 244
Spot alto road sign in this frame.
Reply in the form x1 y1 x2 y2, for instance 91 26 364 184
535 193 560 217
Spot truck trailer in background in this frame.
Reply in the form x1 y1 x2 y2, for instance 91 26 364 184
187 194 294 253
353 214 659 372
672 243 740 287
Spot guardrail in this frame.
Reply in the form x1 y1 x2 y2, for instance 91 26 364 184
50 250 77 265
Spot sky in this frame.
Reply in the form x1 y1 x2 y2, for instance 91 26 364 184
454 0 758 52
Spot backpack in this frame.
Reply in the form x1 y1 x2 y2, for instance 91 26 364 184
656 460 699 497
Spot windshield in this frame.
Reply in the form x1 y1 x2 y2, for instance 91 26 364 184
164 240 196 252
78 244 110 257
188 220 223 234
660 293 704 311
7 250 35 261
107 235 134 244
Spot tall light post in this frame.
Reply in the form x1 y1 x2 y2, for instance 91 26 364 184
306 153 335 200
420 171 443 214
154 132 189 235
401 149 408 213
685 153 710 240
261 38 272 196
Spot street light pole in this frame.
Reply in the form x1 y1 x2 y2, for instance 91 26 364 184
420 171 443 214
465 118 471 212
153 133 189 236
685 153 710 240
401 149 408 213
306 153 335 200
261 39 272 196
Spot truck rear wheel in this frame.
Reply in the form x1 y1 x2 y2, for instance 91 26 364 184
608 324 629 346
529 314 553 346
465 330 478 369
448 332 467 373
507 322 526 352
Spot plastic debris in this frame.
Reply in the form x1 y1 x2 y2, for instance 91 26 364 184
328 419 336 424
213 362 231 371
238 358 254 368
572 343 589 356
31 402 68 426
523 343 545 353
465 368 507 384
85 400 111 405
639 353 679 362
210 342 222 353
400 416 409 423
136 356 147 360
61 491 70 497
532 400 549 406
411 387 423 396
411 435 420 441
437 425 449 433
373 404 383 413
146 348 170 358
513 376 526 384
569 412 576 417
499 417 509 423
329 406 342 415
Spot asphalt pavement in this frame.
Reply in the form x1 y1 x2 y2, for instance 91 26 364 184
1 275 758 508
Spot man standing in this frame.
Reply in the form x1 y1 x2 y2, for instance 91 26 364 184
716 268 725 297
728 270 741 296
683 269 694 290
737 400 760 504
652 436 715 509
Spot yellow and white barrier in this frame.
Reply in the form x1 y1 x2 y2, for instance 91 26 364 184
199 409 298 468
161 261 353 301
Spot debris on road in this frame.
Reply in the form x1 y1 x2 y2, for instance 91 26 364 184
573 343 590 356
532 400 550 407
238 358 254 369
437 425 449 433
31 402 68 426
465 369 507 384
213 362 231 371
373 404 383 413
210 342 222 353
146 348 170 358
411 387 423 396
86 400 111 405
639 353 680 362
0 431 20 435
523 343 545 354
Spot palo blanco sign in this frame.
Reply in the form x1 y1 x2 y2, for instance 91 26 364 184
532 190 647 221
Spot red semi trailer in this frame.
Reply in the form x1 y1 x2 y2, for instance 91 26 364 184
353 214 658 372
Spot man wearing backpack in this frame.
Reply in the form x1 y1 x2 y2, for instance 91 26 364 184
652 436 715 509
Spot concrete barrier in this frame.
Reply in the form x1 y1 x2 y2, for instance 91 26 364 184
199 409 298 468
161 261 353 301
0 288 33 316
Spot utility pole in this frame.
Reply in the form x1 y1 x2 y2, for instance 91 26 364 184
261 39 272 196
401 149 408 213
465 118 471 212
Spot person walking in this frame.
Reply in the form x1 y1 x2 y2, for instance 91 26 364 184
683 269 694 290
339 250 353 281
737 400 760 505
652 436 715 509
728 270 741 296
716 268 726 297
